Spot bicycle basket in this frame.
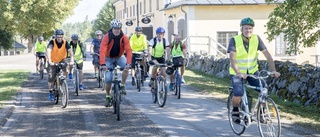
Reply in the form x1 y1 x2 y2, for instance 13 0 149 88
172 56 184 67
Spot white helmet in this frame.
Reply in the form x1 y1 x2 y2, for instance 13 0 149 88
110 19 122 28
95 30 102 35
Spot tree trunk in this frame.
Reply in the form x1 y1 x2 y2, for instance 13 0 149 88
27 35 37 53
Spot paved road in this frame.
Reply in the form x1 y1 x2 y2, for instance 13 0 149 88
0 53 319 136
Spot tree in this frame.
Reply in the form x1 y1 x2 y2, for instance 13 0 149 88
62 16 93 42
91 0 114 37
266 0 320 55
0 0 15 51
10 0 80 53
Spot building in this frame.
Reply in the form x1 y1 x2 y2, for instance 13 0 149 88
113 0 320 66
0 41 27 56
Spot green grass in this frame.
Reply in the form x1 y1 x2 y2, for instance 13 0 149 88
0 70 29 108
184 68 320 132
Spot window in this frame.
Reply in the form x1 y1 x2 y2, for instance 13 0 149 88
140 2 142 15
133 4 135 16
123 9 125 19
130 6 132 17
156 0 159 10
275 33 292 56
149 0 152 12
144 0 146 14
217 32 238 54
126 7 128 18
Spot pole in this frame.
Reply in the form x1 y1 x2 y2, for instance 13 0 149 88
136 0 139 26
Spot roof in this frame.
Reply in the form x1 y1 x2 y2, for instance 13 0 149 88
14 41 27 49
162 0 283 10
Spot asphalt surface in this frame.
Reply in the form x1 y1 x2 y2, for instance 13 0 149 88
0 53 319 137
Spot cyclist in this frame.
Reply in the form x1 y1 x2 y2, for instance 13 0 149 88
47 29 74 101
148 27 170 87
69 34 86 90
100 19 132 107
228 17 280 124
168 34 188 91
90 30 103 78
130 26 148 86
33 36 47 73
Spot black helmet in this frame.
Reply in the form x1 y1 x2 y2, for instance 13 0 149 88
71 34 79 40
55 29 64 35
135 26 143 32
166 67 174 75
38 36 44 41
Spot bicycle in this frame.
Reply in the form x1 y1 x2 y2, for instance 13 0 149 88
170 56 188 99
91 53 102 88
39 57 45 79
105 62 123 121
72 59 84 96
149 61 168 107
227 70 281 137
52 62 69 108
133 52 147 92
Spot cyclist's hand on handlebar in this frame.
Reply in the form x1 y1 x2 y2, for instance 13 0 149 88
236 73 248 79
271 71 281 78
49 61 54 66
69 61 74 66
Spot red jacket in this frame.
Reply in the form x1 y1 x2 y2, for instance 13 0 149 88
99 32 132 65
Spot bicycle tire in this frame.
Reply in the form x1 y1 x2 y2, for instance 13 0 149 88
151 84 157 103
176 74 181 99
227 91 246 135
98 67 101 88
157 78 167 107
61 80 69 108
140 69 144 86
39 61 44 79
54 80 59 104
74 70 79 96
112 85 117 114
115 83 121 121
136 68 141 92
257 97 281 137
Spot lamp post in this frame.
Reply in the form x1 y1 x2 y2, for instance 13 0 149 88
136 0 139 26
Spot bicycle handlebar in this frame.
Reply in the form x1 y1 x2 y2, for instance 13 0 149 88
90 53 100 56
246 70 275 80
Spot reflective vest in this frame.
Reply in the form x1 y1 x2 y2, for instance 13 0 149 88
130 34 147 52
35 41 46 52
74 43 83 64
171 41 184 57
229 34 259 75
51 39 67 63
152 38 166 58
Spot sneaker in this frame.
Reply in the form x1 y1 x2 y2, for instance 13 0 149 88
181 77 186 83
79 84 83 90
232 108 240 124
169 83 174 91
132 77 136 86
120 85 126 95
68 73 72 79
148 79 154 87
105 95 112 107
94 73 98 79
49 92 54 101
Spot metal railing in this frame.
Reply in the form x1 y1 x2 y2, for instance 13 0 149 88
182 36 227 58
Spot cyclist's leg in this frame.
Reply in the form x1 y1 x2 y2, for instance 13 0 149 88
117 55 128 94
131 55 137 85
157 57 166 77
93 54 99 78
61 59 68 77
231 75 245 123
180 64 186 83
77 62 84 86
35 53 40 71
105 57 115 95
47 65 57 100
247 72 266 89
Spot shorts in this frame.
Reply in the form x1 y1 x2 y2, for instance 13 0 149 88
151 56 165 64
231 71 266 97
36 52 46 59
105 55 127 84
75 62 83 70
92 54 100 66
131 53 144 69
48 60 68 83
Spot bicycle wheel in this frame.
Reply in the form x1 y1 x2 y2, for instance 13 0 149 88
257 97 281 137
176 75 181 99
61 80 69 108
54 81 59 104
157 78 167 107
227 91 246 135
140 69 144 86
136 68 141 92
39 60 44 79
74 70 79 96
98 67 101 88
113 83 121 121
112 86 116 114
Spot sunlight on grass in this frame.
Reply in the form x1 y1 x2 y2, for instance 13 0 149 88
184 68 320 132
0 70 29 107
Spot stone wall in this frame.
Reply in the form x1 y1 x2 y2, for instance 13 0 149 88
188 53 320 108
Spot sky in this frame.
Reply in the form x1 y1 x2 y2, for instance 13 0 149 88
64 0 108 24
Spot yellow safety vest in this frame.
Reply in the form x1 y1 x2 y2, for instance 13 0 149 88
229 34 259 75
130 34 147 52
74 43 83 64
171 42 184 57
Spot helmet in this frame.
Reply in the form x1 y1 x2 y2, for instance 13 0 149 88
240 17 255 27
55 29 64 35
95 30 103 35
38 36 44 41
166 67 174 75
135 26 143 32
110 19 122 28
71 34 79 40
52 35 55 39
156 27 165 33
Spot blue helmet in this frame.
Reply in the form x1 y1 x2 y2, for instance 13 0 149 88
52 35 55 39
156 27 165 33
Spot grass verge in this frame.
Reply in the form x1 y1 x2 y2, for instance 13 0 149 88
0 70 29 108
184 68 320 132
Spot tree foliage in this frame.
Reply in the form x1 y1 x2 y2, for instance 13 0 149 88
9 0 80 52
0 29 14 50
266 0 320 55
0 0 15 49
91 0 114 37
62 16 93 42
